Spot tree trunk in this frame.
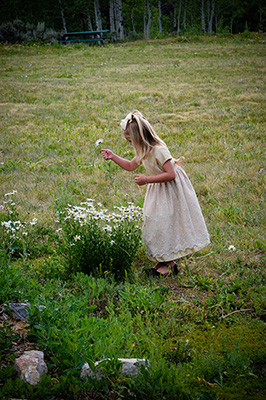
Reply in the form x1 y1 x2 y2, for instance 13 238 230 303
146 0 152 39
131 10 136 34
230 16 234 33
158 0 162 33
94 0 102 31
183 0 187 31
144 1 147 38
201 0 206 34
58 0 67 33
177 0 182 36
208 0 215 33
173 3 177 33
115 0 124 40
109 0 115 34
87 8 93 31
80 14 85 31
259 10 263 32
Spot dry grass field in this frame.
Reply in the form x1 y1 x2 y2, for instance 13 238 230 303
0 34 266 399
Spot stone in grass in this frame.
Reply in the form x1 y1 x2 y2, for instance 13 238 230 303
8 303 30 321
5 302 46 322
14 350 48 386
81 358 149 380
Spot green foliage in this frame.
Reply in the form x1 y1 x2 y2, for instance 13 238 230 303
0 19 60 44
0 323 18 360
0 371 92 400
191 344 252 385
1 263 266 399
0 250 26 303
1 1 264 38
117 283 168 316
56 200 142 281
124 360 197 400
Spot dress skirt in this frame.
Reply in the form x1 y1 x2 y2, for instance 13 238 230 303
142 164 210 262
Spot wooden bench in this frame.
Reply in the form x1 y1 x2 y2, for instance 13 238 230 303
59 30 110 44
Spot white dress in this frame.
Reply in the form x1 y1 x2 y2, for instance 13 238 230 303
141 145 210 262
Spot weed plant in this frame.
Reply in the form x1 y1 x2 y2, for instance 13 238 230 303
0 35 266 399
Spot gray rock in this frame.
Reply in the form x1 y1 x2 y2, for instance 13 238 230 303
4 303 46 322
9 303 30 321
81 358 149 380
14 350 48 385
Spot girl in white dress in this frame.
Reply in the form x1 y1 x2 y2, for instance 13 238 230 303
101 110 210 276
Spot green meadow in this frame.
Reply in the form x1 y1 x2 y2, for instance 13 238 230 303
0 33 266 399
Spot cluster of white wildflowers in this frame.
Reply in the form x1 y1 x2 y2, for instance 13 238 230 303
2 220 26 238
2 218 38 238
1 190 38 239
62 198 143 232
1 190 17 215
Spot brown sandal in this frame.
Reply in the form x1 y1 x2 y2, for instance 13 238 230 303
148 264 162 276
148 263 179 277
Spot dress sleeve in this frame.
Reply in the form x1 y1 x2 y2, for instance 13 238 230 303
155 146 172 168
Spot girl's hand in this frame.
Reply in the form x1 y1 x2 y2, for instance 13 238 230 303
101 149 114 160
134 174 147 186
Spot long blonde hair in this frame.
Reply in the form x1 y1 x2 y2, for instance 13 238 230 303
123 110 166 163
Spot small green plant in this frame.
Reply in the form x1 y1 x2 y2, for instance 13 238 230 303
0 323 18 359
118 283 167 315
0 191 40 259
191 342 252 387
0 250 26 303
56 199 142 281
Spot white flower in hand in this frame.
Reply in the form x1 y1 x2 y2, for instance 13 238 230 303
95 139 103 146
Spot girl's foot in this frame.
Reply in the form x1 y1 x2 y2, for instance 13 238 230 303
150 261 179 276
152 262 164 270
148 262 164 276
157 262 175 275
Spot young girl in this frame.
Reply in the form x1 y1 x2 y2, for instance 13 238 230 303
101 110 210 276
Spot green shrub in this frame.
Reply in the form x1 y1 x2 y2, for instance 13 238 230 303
57 199 142 281
0 19 60 43
0 20 24 43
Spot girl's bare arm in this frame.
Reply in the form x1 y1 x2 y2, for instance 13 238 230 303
101 149 139 172
134 159 176 186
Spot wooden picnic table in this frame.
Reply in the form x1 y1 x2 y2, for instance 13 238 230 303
59 30 110 44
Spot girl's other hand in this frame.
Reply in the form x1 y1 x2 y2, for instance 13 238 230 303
134 174 147 186
101 149 113 160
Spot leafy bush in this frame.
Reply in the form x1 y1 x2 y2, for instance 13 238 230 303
0 20 25 43
0 19 60 43
56 199 143 281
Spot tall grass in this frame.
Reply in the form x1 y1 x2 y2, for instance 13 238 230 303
1 35 265 270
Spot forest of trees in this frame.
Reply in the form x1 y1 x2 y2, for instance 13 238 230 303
0 0 265 43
